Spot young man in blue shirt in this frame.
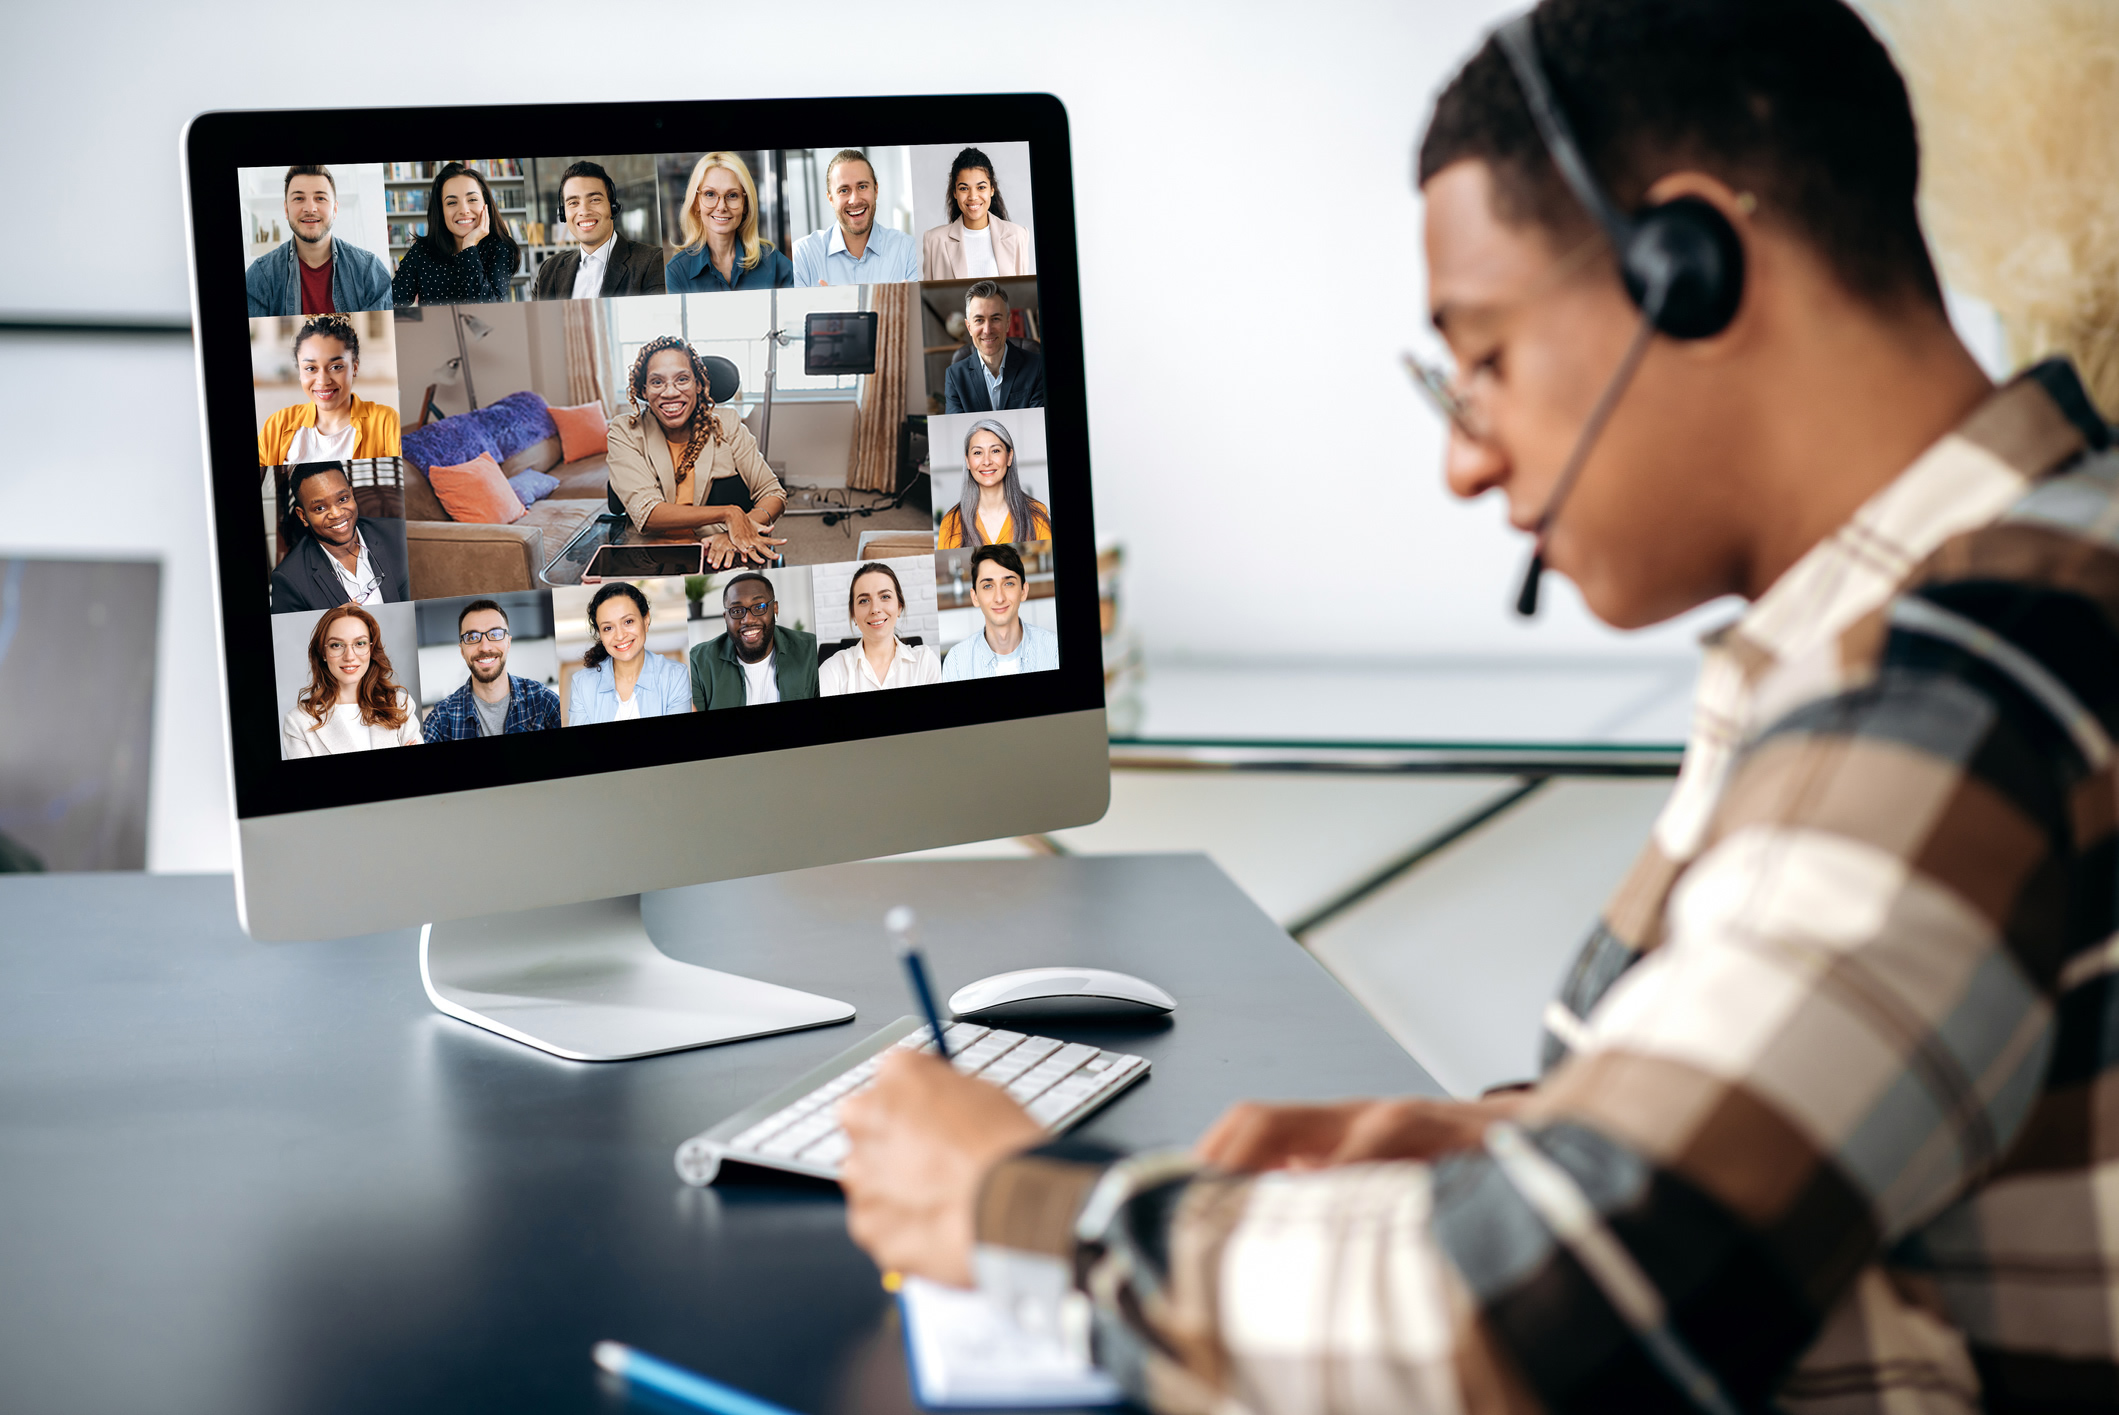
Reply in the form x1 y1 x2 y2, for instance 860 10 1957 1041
791 151 920 287
940 544 1058 680
244 166 392 317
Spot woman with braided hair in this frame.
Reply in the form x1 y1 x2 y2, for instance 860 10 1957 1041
603 335 788 569
256 313 401 465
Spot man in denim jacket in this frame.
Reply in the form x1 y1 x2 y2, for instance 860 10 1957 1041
245 166 392 317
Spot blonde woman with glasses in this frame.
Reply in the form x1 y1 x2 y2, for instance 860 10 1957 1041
666 152 793 292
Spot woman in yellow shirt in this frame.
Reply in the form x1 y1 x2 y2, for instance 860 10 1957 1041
256 314 401 465
937 418 1051 548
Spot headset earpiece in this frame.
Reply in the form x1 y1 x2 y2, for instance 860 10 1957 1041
1623 195 1744 340
1497 14 1746 342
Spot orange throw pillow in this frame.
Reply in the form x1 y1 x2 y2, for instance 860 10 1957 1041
426 452 527 524
548 401 610 464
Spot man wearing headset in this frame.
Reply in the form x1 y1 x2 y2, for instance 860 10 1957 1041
530 160 666 299
837 1 2119 1411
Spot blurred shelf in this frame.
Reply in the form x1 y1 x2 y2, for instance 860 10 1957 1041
1106 657 1694 777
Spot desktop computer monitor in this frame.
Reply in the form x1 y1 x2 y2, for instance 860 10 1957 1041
183 99 1105 1060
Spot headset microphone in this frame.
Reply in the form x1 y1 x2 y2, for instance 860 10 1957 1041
1512 308 1660 615
1494 13 1745 616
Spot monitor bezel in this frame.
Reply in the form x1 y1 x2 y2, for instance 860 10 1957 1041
184 94 1101 823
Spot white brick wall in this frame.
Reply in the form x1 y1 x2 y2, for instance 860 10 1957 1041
811 555 939 648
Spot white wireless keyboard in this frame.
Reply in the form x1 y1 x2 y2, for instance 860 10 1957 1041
675 1017 1150 1186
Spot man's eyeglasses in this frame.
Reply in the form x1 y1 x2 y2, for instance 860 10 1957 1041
724 601 774 622
1402 233 1608 446
459 628 511 645
1403 352 1491 443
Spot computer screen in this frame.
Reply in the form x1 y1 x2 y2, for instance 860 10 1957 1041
804 311 879 375
185 97 1108 944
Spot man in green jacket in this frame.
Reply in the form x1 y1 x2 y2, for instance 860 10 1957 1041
689 572 818 709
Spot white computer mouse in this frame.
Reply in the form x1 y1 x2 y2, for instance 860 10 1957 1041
949 967 1177 1022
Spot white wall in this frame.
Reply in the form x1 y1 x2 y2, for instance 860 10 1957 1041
13 0 2017 871
5 0 1722 661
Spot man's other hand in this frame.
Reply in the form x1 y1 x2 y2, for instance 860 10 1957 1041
1195 1094 1526 1172
839 1050 1044 1288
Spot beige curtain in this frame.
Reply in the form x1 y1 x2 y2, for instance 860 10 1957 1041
563 300 615 410
845 283 910 492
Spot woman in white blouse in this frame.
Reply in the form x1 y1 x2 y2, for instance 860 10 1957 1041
919 147 1035 280
819 563 942 695
279 604 424 757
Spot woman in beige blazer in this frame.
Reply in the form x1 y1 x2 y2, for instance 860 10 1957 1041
920 147 1036 280
604 336 788 569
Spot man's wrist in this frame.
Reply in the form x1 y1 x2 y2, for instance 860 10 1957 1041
973 1139 1125 1260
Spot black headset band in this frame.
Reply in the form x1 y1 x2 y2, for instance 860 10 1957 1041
1495 15 1632 251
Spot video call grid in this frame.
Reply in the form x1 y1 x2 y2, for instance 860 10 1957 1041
234 147 1061 760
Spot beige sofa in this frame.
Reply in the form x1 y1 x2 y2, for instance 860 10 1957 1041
403 435 609 597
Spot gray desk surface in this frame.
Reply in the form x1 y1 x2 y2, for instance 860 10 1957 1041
0 856 1440 1415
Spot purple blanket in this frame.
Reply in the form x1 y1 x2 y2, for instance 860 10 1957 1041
401 390 558 470
401 413 495 471
479 390 559 462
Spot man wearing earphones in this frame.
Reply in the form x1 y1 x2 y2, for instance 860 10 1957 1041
530 160 665 299
837 1 2119 1410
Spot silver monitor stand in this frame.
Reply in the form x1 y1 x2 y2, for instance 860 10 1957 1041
420 894 854 1062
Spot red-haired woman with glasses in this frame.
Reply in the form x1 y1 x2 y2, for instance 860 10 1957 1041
279 604 423 758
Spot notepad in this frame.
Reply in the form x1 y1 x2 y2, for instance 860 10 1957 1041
898 1275 1125 1408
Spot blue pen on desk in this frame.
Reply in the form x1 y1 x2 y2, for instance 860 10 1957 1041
593 1341 802 1415
885 905 952 1060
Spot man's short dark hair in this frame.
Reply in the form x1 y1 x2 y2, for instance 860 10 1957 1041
289 460 352 502
964 280 1008 311
722 572 775 603
1417 0 1941 310
284 165 335 195
558 160 619 213
458 598 508 632
969 543 1025 583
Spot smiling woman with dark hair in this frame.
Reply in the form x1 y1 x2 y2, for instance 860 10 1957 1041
603 335 789 569
567 582 693 724
920 147 1034 280
390 162 519 305
268 461 410 614
819 562 941 695
256 315 400 465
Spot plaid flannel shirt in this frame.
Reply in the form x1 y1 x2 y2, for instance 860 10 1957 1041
975 362 2119 1414
419 674 561 742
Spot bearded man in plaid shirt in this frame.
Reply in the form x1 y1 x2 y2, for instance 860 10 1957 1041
837 0 2119 1409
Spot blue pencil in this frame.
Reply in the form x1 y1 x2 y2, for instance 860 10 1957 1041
593 1341 802 1415
885 905 952 1061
